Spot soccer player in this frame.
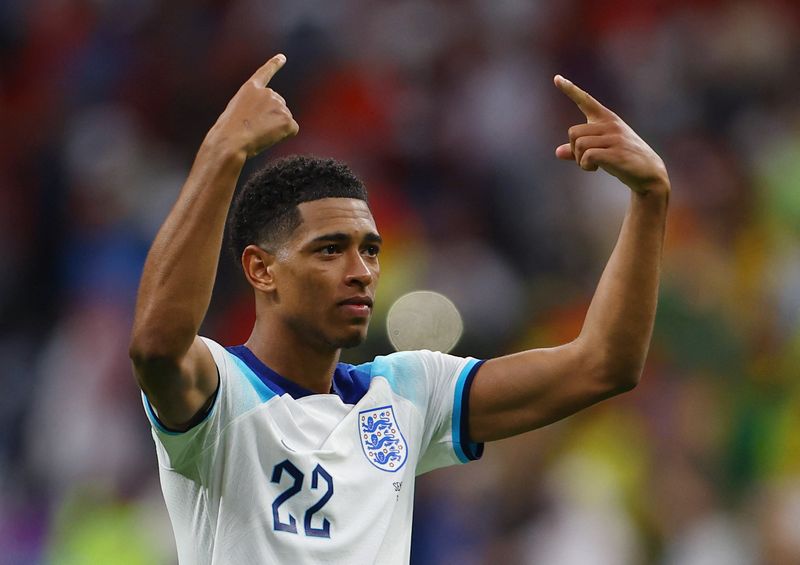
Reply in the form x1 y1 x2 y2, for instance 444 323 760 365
129 54 669 564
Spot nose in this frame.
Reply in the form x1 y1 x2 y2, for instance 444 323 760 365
344 250 374 288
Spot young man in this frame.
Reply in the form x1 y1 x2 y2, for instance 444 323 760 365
130 54 669 564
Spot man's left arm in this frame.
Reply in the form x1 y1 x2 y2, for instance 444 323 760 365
469 75 670 442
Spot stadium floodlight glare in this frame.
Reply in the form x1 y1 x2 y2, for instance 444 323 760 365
386 290 463 353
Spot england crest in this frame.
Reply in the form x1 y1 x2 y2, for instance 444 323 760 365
358 405 408 472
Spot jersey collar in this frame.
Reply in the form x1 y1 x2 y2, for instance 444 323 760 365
226 345 371 404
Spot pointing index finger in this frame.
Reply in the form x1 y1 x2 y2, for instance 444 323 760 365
554 75 610 121
251 54 287 87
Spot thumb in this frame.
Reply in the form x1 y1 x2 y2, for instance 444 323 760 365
555 143 574 160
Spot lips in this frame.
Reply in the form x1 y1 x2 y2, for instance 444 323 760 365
337 296 373 318
338 296 374 308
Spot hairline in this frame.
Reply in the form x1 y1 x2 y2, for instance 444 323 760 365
258 196 372 253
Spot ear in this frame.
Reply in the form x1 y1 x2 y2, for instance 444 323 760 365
241 244 277 293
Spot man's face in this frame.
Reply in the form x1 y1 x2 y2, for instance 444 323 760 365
270 197 381 350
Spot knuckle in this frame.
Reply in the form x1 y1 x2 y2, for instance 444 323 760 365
282 117 297 132
272 105 289 118
568 126 580 141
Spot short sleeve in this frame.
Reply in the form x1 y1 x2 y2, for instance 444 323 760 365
141 337 263 473
361 350 484 475
413 352 484 475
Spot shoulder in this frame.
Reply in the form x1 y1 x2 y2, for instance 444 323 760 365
360 350 477 379
354 350 434 380
199 336 279 404
352 350 479 403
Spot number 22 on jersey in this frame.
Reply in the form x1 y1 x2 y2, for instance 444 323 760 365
271 459 334 539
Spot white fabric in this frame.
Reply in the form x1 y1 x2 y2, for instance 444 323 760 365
143 337 482 564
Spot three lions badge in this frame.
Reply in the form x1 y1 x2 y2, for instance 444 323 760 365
358 405 408 472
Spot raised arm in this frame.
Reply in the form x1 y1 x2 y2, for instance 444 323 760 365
469 75 670 442
129 55 298 430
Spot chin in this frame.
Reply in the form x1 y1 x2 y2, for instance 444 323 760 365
332 328 369 349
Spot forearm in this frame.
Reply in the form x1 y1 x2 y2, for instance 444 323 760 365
130 140 246 360
468 77 671 442
577 185 669 386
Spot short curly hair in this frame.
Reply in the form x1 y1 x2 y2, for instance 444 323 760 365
227 155 368 263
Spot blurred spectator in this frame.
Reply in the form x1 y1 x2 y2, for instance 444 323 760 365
2 0 800 562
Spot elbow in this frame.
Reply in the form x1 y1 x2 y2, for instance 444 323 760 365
129 304 198 367
608 367 642 393
129 340 172 375
129 337 159 367
600 354 645 395
128 328 189 369
580 340 645 397
128 334 187 394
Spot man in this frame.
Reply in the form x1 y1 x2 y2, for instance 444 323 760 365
129 54 669 564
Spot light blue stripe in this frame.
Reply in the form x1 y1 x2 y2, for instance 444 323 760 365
228 353 277 402
452 358 481 463
361 353 422 404
141 392 189 436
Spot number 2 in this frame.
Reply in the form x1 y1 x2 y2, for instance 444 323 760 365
271 460 334 539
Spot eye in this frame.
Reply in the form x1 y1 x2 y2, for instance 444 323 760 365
319 244 341 255
362 245 380 257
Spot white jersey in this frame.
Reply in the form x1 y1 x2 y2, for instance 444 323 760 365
142 337 483 564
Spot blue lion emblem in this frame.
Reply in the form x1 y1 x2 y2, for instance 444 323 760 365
358 405 407 472
364 433 399 451
373 451 402 465
362 416 392 434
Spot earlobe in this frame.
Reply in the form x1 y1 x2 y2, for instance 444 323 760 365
242 245 277 292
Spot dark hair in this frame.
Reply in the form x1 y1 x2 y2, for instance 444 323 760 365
227 155 368 263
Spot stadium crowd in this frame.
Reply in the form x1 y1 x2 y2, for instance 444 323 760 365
1 0 799 563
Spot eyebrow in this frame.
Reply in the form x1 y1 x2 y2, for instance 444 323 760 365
309 232 383 245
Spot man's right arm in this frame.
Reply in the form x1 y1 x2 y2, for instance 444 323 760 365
129 54 298 431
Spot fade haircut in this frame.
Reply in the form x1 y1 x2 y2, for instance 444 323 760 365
227 155 368 263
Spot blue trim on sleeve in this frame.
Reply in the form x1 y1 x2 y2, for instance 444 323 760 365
452 359 485 463
141 384 219 436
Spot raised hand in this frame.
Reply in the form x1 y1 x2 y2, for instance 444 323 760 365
554 75 669 196
207 54 300 158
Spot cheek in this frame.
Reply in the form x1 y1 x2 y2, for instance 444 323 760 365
283 266 335 305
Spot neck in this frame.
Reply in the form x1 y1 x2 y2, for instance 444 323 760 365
245 317 341 395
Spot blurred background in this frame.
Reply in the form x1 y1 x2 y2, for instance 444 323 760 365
2 0 800 563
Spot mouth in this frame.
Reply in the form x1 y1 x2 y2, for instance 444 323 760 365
338 296 374 307
337 296 373 318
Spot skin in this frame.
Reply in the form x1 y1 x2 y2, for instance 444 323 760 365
469 76 669 441
242 197 381 393
130 55 299 428
130 60 669 440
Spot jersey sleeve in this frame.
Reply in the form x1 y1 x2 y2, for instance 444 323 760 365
365 350 484 475
140 336 266 473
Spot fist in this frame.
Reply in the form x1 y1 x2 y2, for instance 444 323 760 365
208 54 299 158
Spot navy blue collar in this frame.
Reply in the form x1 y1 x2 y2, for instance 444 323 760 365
226 345 372 405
